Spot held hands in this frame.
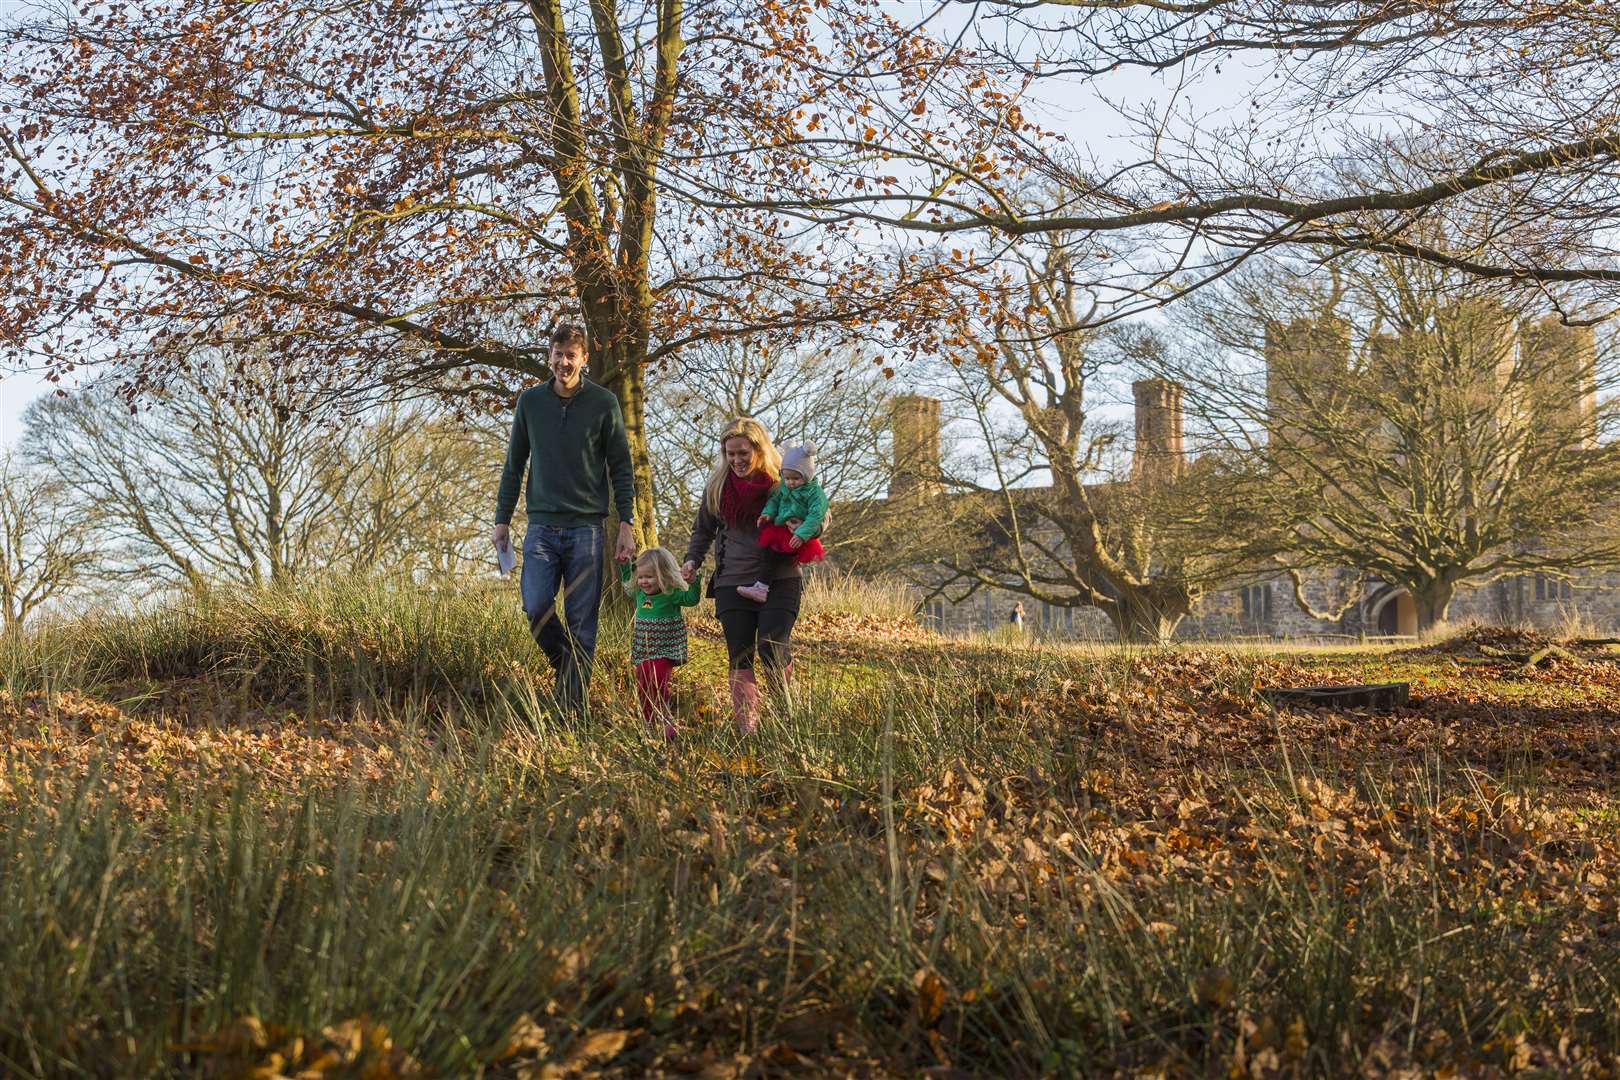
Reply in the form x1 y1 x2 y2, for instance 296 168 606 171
615 521 636 563
756 514 770 529
788 535 804 550
680 560 697 583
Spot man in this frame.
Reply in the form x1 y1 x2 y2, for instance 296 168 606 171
493 322 637 722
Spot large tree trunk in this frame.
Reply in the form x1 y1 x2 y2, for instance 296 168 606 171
1412 581 1456 633
592 356 656 613
1109 586 1190 645
601 359 658 548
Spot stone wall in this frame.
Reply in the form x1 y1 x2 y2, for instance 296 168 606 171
914 582 1117 638
1449 570 1620 633
911 568 1620 641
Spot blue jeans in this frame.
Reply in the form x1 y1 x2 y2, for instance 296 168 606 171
519 523 604 721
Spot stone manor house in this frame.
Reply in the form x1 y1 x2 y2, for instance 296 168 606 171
875 319 1620 642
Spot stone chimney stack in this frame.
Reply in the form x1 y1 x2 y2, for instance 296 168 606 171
1131 378 1185 482
1521 315 1598 449
889 394 942 498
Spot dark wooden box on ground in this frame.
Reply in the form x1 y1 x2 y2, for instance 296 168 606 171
1259 682 1411 711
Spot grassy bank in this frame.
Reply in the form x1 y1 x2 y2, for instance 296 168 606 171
0 571 919 705
1 582 1617 1077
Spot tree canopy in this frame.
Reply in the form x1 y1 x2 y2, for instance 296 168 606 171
0 0 1032 537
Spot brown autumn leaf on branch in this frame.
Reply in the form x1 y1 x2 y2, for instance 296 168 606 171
0 0 1033 545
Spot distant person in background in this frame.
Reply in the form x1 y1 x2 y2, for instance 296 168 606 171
1009 602 1026 631
491 322 637 724
682 417 804 734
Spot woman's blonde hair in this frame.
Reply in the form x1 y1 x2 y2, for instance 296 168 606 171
702 417 781 514
627 546 687 596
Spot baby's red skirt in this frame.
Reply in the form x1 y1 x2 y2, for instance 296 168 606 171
759 523 825 564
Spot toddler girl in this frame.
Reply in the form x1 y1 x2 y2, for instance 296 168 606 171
620 547 703 740
741 442 827 603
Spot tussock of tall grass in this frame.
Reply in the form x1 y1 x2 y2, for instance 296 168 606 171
1413 616 1475 647
0 574 925 707
800 569 918 622
1553 604 1616 640
20 578 542 704
0 620 104 695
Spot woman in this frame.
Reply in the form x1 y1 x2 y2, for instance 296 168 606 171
682 417 802 734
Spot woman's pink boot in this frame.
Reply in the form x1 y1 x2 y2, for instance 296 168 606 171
728 669 760 734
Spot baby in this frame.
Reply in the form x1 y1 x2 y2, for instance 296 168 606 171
738 442 827 603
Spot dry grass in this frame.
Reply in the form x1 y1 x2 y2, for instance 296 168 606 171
2 582 1618 1077
800 569 918 623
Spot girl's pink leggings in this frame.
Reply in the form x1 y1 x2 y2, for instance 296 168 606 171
635 658 677 738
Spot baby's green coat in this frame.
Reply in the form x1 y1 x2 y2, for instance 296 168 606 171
761 478 828 541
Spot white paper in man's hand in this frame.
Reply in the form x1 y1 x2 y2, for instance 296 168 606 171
496 540 517 576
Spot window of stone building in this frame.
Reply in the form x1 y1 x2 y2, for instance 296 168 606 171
1241 583 1274 622
1534 575 1573 602
923 599 946 630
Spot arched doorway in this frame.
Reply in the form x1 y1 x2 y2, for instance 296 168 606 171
1368 587 1417 637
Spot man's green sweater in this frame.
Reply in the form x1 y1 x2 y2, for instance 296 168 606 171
495 379 636 528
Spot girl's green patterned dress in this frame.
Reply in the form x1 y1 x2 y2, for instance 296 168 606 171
620 563 704 665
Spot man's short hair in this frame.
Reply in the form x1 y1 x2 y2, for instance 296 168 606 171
550 322 589 351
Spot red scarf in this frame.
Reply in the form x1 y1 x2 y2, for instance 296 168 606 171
718 470 775 530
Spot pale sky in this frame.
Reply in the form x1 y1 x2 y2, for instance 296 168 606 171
0 372 49 451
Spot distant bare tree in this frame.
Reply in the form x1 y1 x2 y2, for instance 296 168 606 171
914 237 1251 643
321 406 497 580
22 350 496 589
1167 246 1620 631
24 356 348 588
645 341 899 550
0 452 92 629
